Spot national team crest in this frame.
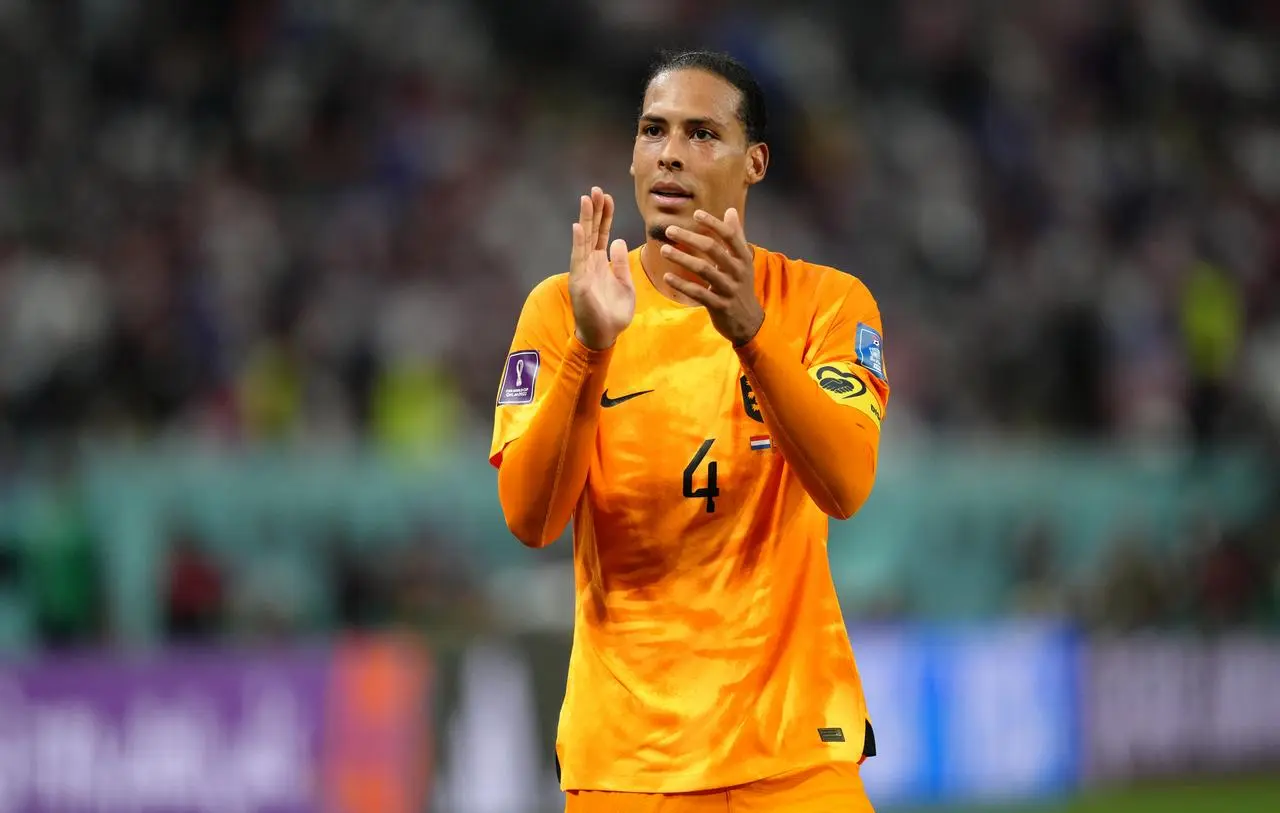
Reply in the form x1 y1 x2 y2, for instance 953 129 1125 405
497 350 540 405
855 324 886 383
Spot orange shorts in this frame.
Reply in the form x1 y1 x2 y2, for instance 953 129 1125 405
563 762 874 813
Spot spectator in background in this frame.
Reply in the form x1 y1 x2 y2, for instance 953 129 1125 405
1179 260 1244 447
26 496 101 647
162 532 224 642
0 0 1274 449
1008 517 1072 620
1183 513 1267 631
1090 526 1174 632
0 0 1275 640
15 449 103 648
332 538 390 631
227 536 322 645
389 535 491 647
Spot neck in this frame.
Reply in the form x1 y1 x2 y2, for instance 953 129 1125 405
640 239 706 306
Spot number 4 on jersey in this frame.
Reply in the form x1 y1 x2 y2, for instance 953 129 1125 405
683 438 719 513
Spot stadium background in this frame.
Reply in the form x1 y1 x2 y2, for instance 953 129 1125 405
0 0 1278 811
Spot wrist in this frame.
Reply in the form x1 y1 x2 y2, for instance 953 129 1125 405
732 309 774 364
730 308 766 348
574 326 615 352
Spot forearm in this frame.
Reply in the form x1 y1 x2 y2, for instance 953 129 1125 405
736 316 881 520
498 335 612 547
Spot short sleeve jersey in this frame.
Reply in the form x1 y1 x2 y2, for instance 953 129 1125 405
490 246 889 794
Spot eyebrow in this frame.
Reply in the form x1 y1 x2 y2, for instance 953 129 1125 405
638 114 726 131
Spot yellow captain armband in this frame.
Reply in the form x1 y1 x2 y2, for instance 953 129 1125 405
808 361 884 428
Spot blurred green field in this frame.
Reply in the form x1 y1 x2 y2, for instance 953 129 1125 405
902 775 1280 813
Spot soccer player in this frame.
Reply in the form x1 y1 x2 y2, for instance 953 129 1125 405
490 50 889 812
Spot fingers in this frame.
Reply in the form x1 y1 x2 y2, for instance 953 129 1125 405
608 238 631 286
570 222 585 276
578 193 594 247
590 187 605 248
724 208 750 254
597 193 615 251
660 244 734 292
664 272 720 307
664 225 733 270
576 188 614 253
694 208 752 262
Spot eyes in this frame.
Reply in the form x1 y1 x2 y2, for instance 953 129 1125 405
640 124 717 141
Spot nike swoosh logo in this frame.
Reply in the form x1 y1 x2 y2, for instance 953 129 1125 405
600 389 653 408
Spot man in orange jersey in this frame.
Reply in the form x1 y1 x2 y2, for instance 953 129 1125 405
490 49 887 812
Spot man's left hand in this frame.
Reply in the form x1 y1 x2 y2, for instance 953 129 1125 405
662 208 765 347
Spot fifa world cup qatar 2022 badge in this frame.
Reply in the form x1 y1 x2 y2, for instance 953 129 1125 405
497 350 540 405
854 323 887 383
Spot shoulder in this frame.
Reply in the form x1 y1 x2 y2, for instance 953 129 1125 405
754 246 878 311
527 273 571 305
511 274 573 341
519 273 572 318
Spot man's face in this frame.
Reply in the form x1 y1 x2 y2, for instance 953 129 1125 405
631 69 766 243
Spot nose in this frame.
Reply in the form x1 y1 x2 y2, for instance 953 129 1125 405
658 139 684 171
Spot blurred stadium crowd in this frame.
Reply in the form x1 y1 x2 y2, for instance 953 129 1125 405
0 0 1278 650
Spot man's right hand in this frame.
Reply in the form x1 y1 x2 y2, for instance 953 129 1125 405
569 187 634 351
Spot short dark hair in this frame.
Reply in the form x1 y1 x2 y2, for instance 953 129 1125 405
643 49 768 144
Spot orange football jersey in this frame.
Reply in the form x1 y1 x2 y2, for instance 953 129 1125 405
490 245 888 793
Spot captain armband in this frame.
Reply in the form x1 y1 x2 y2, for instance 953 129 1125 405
808 362 884 428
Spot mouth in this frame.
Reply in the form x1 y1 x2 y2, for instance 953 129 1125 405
650 183 693 207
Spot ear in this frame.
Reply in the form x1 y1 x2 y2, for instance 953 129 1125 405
629 162 635 177
746 143 769 186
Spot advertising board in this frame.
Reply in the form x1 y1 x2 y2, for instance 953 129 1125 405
0 638 429 813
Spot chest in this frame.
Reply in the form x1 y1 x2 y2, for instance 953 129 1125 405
590 309 782 518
